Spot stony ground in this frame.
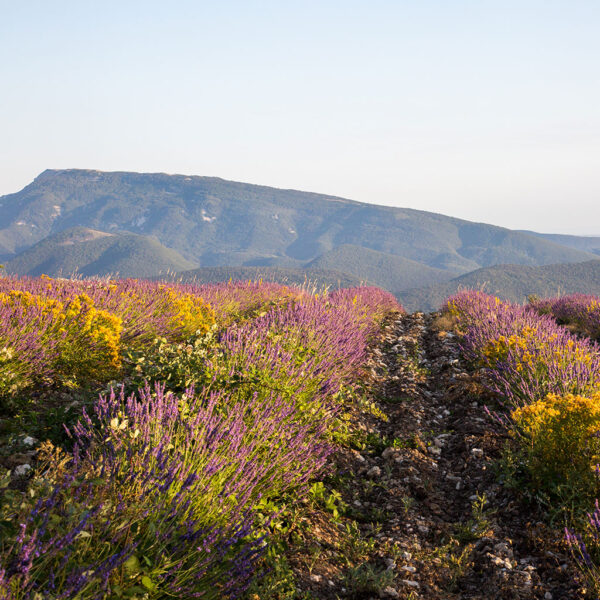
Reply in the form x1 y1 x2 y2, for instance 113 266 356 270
278 312 584 600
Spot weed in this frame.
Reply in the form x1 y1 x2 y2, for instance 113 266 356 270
342 563 395 598
455 493 494 543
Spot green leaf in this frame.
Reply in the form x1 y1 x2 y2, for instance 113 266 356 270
141 575 157 591
123 554 141 574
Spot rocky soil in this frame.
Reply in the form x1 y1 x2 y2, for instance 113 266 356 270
289 312 584 600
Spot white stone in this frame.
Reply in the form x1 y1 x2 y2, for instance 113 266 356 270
14 464 31 476
366 466 381 478
382 447 397 460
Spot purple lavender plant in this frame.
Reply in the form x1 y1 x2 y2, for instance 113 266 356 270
530 294 600 341
446 290 600 407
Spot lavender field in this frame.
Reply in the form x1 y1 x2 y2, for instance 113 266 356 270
6 278 600 598
445 290 600 596
0 277 401 598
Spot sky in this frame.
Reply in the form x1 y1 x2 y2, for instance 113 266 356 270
1 0 599 234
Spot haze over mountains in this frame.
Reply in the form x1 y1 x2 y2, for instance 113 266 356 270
1 169 599 309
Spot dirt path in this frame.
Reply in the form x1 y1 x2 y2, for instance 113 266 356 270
368 312 582 599
289 312 583 599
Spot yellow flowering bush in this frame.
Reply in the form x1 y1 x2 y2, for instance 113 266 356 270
161 287 216 338
482 326 540 369
103 285 215 346
0 290 123 387
52 293 123 383
511 392 600 494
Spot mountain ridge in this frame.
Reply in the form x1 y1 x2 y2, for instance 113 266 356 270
2 169 600 308
398 259 600 312
1 169 595 269
4 226 197 278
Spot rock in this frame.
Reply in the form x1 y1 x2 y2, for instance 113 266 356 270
493 542 513 558
381 586 400 598
487 553 513 569
427 445 441 456
471 448 484 458
14 464 31 476
382 447 397 460
401 579 420 588
384 558 396 570
544 593 552 600
309 574 322 583
366 466 381 478
22 436 36 446
401 565 416 573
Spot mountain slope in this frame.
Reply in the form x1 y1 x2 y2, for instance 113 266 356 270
4 227 197 278
306 244 453 291
0 170 596 275
519 230 600 255
398 260 600 312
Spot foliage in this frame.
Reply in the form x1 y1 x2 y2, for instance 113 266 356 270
0 276 401 598
444 290 600 592
0 289 123 404
446 290 600 407
511 392 600 499
530 293 600 340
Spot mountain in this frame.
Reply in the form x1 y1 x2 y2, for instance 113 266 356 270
398 260 600 312
3 227 197 278
519 231 600 255
158 266 363 290
306 244 453 291
0 170 596 277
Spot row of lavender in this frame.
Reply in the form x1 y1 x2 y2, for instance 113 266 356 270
0 277 401 598
445 291 600 595
529 293 600 341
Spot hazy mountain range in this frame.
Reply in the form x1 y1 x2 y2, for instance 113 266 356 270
398 260 600 312
1 169 599 309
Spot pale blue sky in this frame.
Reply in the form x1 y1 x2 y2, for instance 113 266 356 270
2 1 599 233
